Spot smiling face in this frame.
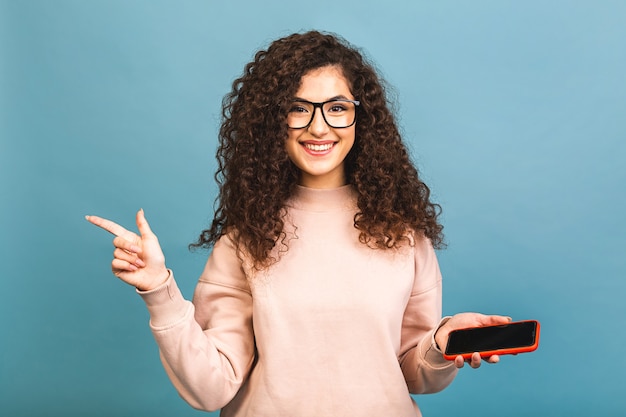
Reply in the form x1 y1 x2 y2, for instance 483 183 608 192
285 66 356 189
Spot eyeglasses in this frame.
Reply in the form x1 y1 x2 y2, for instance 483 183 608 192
286 99 360 129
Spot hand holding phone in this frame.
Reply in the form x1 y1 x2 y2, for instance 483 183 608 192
443 320 540 361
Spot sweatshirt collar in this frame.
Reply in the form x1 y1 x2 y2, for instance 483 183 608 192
288 184 357 212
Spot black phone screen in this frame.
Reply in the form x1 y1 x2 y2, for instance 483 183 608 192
445 321 538 355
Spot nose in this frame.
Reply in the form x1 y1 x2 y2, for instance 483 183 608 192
308 107 330 136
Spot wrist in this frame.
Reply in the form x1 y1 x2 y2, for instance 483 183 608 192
434 318 453 351
136 269 170 292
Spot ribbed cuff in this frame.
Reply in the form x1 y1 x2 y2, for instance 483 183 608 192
422 316 456 369
136 270 191 329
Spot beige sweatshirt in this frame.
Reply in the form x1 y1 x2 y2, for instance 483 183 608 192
138 185 458 416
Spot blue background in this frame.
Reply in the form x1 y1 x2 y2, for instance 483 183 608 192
2 1 625 416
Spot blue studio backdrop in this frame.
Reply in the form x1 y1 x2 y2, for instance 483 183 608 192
2 1 625 416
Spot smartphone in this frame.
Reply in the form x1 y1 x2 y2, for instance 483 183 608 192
443 320 540 360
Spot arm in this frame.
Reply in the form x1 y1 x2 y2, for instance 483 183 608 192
398 237 458 394
139 235 255 411
86 212 255 410
395 236 513 388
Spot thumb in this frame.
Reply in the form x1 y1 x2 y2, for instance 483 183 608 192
136 208 155 238
484 315 513 325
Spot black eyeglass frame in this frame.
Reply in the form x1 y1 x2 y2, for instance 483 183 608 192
287 99 361 129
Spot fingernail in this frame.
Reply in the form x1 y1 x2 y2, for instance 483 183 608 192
130 245 142 253
135 259 145 267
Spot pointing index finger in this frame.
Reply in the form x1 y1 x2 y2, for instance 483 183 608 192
85 215 131 237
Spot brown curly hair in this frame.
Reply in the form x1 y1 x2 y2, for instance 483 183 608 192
191 30 444 268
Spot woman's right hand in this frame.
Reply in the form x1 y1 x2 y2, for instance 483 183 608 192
86 209 169 291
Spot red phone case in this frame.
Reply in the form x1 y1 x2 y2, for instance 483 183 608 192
443 320 541 361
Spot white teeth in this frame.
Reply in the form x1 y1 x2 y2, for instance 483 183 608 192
305 143 333 151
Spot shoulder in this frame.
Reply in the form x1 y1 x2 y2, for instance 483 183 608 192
408 232 442 292
198 232 252 293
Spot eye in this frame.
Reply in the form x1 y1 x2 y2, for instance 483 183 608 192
289 102 311 114
327 102 348 113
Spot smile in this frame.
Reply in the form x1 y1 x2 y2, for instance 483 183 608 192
303 142 334 152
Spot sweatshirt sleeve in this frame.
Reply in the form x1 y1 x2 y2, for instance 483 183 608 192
398 237 458 394
137 235 255 411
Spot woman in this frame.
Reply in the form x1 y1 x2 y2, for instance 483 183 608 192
87 31 510 416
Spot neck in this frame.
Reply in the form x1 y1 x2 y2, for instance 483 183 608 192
298 170 347 189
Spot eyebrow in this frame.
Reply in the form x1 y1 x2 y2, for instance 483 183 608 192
293 95 352 102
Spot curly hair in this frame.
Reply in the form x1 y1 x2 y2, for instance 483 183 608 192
191 30 444 268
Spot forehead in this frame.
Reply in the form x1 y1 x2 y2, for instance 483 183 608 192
296 66 353 101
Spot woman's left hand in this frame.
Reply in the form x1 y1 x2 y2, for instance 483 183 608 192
434 312 512 369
